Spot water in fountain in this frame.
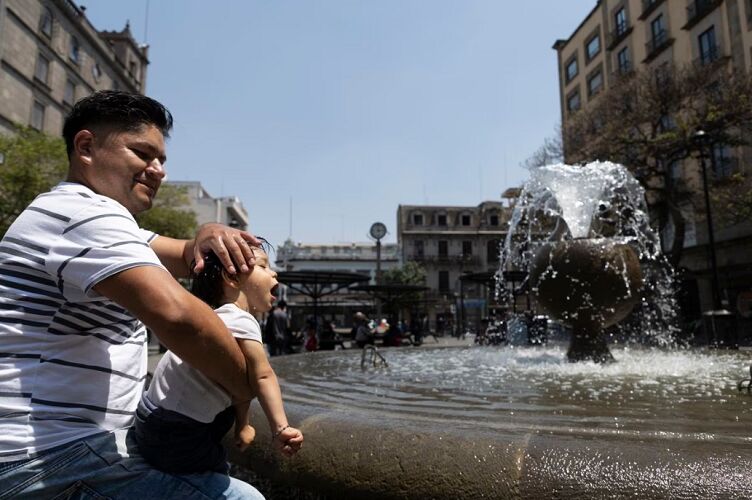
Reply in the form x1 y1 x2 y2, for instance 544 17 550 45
499 161 679 345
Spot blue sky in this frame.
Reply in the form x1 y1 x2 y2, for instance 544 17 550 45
82 1 594 248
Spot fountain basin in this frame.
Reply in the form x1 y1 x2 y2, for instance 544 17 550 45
230 347 752 498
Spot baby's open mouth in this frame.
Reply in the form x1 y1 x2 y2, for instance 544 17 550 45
271 284 279 300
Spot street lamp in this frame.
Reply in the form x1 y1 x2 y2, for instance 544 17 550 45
692 130 736 348
692 129 722 311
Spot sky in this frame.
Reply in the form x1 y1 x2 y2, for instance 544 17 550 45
82 1 595 249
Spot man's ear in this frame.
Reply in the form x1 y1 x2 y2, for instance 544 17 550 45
222 268 240 289
73 130 95 167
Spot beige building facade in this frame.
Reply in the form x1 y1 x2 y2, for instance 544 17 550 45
0 0 147 135
397 201 511 335
166 181 250 231
554 0 752 333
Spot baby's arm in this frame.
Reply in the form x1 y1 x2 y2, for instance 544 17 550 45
232 399 256 451
238 339 303 456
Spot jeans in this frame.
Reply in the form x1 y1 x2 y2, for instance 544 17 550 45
0 428 264 499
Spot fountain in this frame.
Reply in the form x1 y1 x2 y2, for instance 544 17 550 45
228 163 752 498
501 162 677 362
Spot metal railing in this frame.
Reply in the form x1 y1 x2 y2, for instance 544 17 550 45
645 29 670 59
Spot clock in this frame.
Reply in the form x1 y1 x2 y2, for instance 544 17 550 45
369 222 387 240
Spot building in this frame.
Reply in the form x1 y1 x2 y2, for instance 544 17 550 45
165 181 249 231
397 201 512 335
274 240 400 330
0 0 148 135
553 0 752 333
276 240 399 278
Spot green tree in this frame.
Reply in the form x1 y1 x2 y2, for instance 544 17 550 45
135 184 197 239
0 126 67 237
382 261 426 285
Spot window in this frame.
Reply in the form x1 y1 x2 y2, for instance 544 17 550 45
70 36 80 64
39 7 53 38
587 70 603 96
650 15 665 43
565 57 578 82
659 114 675 132
489 213 499 226
64 79 75 104
617 47 630 73
668 160 682 180
34 54 49 84
437 214 447 226
461 214 471 226
567 90 581 112
462 241 472 257
31 101 45 130
438 271 450 293
711 145 733 178
614 7 627 35
412 213 423 226
92 63 102 82
698 26 718 64
438 240 448 257
487 240 500 263
129 60 138 80
586 34 601 61
414 240 424 258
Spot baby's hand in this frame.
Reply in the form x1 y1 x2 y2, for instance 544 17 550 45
235 424 256 451
273 426 304 457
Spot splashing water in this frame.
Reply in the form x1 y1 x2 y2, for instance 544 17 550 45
498 161 679 345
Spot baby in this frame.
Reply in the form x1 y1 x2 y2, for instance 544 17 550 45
134 243 303 473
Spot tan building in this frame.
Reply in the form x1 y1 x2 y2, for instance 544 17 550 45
0 0 148 135
166 181 249 231
553 0 752 333
397 201 512 335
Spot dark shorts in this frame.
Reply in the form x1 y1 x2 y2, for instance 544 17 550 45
134 396 235 475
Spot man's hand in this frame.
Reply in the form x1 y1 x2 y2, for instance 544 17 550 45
192 223 259 274
235 424 256 451
273 426 303 457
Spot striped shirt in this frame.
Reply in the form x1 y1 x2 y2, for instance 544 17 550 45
0 182 165 461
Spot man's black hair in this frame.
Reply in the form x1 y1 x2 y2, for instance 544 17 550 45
62 90 173 157
190 238 272 309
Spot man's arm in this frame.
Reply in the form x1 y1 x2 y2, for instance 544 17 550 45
149 223 259 278
94 265 251 400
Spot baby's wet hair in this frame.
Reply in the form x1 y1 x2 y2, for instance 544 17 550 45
190 237 272 308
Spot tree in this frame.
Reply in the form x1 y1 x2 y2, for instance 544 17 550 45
382 261 426 286
561 62 752 267
135 184 197 239
0 126 67 237
521 125 564 170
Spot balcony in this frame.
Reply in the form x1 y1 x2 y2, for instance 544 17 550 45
694 44 722 66
639 0 665 21
607 24 632 51
406 254 481 266
684 0 723 30
612 60 633 80
644 29 673 62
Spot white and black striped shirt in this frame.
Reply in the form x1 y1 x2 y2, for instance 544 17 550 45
0 182 165 461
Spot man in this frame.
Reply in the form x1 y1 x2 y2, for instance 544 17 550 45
270 300 291 355
0 91 266 498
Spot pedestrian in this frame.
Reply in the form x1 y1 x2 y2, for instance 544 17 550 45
0 91 263 498
354 311 374 348
135 244 303 474
271 299 291 354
